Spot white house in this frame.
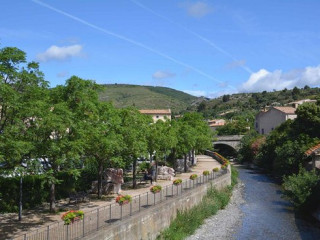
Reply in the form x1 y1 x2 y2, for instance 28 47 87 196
255 106 297 134
139 109 171 122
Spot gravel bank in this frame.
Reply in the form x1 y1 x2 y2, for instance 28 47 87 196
185 181 245 240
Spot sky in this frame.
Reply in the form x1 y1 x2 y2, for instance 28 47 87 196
1 0 320 98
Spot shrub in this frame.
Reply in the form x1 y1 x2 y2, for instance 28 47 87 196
190 174 198 180
282 168 320 209
173 179 182 185
150 185 162 193
115 195 132 205
221 165 227 170
213 168 219 172
203 170 210 176
61 210 84 225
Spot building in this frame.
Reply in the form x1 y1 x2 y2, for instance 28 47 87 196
288 99 317 108
139 109 171 122
207 119 226 131
305 143 320 170
255 106 296 134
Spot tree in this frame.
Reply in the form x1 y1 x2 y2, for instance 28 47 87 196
119 108 151 189
0 46 48 219
84 102 122 198
146 120 178 180
222 94 230 102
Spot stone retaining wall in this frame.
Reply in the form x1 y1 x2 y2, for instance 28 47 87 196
84 167 231 240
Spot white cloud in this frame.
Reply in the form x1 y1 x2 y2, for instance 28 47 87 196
240 65 320 92
182 2 213 18
152 70 176 79
36 44 83 62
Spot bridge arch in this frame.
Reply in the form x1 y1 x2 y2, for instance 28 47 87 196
212 135 244 152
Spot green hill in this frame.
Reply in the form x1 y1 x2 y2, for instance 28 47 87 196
99 84 198 113
196 86 320 119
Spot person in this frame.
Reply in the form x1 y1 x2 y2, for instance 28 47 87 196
143 170 153 184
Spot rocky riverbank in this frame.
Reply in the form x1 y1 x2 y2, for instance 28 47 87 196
185 181 245 240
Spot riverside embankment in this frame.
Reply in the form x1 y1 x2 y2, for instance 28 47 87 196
188 165 320 240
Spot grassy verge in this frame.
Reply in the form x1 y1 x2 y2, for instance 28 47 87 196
157 166 239 240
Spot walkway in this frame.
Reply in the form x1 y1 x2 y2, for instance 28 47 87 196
1 155 221 240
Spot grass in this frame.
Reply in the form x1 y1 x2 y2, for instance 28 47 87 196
157 166 238 240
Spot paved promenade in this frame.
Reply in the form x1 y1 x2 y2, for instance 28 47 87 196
1 155 221 239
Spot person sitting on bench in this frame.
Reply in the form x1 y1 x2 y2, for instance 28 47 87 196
143 170 153 184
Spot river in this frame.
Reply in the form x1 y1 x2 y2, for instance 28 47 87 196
234 166 320 240
187 166 320 240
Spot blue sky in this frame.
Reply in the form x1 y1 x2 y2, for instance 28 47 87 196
1 0 320 97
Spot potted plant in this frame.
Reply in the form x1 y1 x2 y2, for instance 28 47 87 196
115 195 132 205
213 167 219 172
150 185 162 193
61 210 84 225
190 174 198 180
203 170 210 176
173 179 182 185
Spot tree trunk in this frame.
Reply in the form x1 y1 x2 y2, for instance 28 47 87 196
172 148 177 171
155 160 158 182
18 176 22 221
49 183 56 212
189 151 192 166
192 149 195 165
98 163 103 198
132 158 137 189
184 154 187 172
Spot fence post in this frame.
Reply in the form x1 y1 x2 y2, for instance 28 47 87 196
154 192 156 206
147 192 149 206
120 204 123 220
109 204 112 224
97 208 99 230
83 214 85 237
66 224 69 240
130 201 132 216
47 225 50 240
139 195 141 212
24 233 27 240
166 186 167 200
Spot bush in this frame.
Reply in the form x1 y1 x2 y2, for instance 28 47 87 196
203 170 210 176
0 175 49 213
282 168 320 209
213 167 219 172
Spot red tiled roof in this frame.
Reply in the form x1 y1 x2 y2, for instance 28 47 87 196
305 143 320 156
273 106 296 114
139 109 171 114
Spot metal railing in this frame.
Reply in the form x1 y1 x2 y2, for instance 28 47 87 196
12 169 228 240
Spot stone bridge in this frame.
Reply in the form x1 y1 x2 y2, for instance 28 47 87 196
213 135 244 151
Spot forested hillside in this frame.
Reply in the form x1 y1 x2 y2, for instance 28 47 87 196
98 84 198 113
196 86 320 119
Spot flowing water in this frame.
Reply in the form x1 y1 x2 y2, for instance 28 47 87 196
234 166 320 240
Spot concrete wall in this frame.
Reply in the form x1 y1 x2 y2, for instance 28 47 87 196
84 169 231 240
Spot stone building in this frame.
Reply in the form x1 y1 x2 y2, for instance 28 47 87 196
255 106 296 134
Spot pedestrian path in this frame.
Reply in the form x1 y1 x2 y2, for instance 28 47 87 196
1 155 221 239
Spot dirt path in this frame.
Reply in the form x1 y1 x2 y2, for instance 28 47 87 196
0 155 220 239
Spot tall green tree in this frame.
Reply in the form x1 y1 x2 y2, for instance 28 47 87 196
119 108 151 188
0 46 48 218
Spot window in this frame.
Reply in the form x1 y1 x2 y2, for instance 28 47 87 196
262 128 264 134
